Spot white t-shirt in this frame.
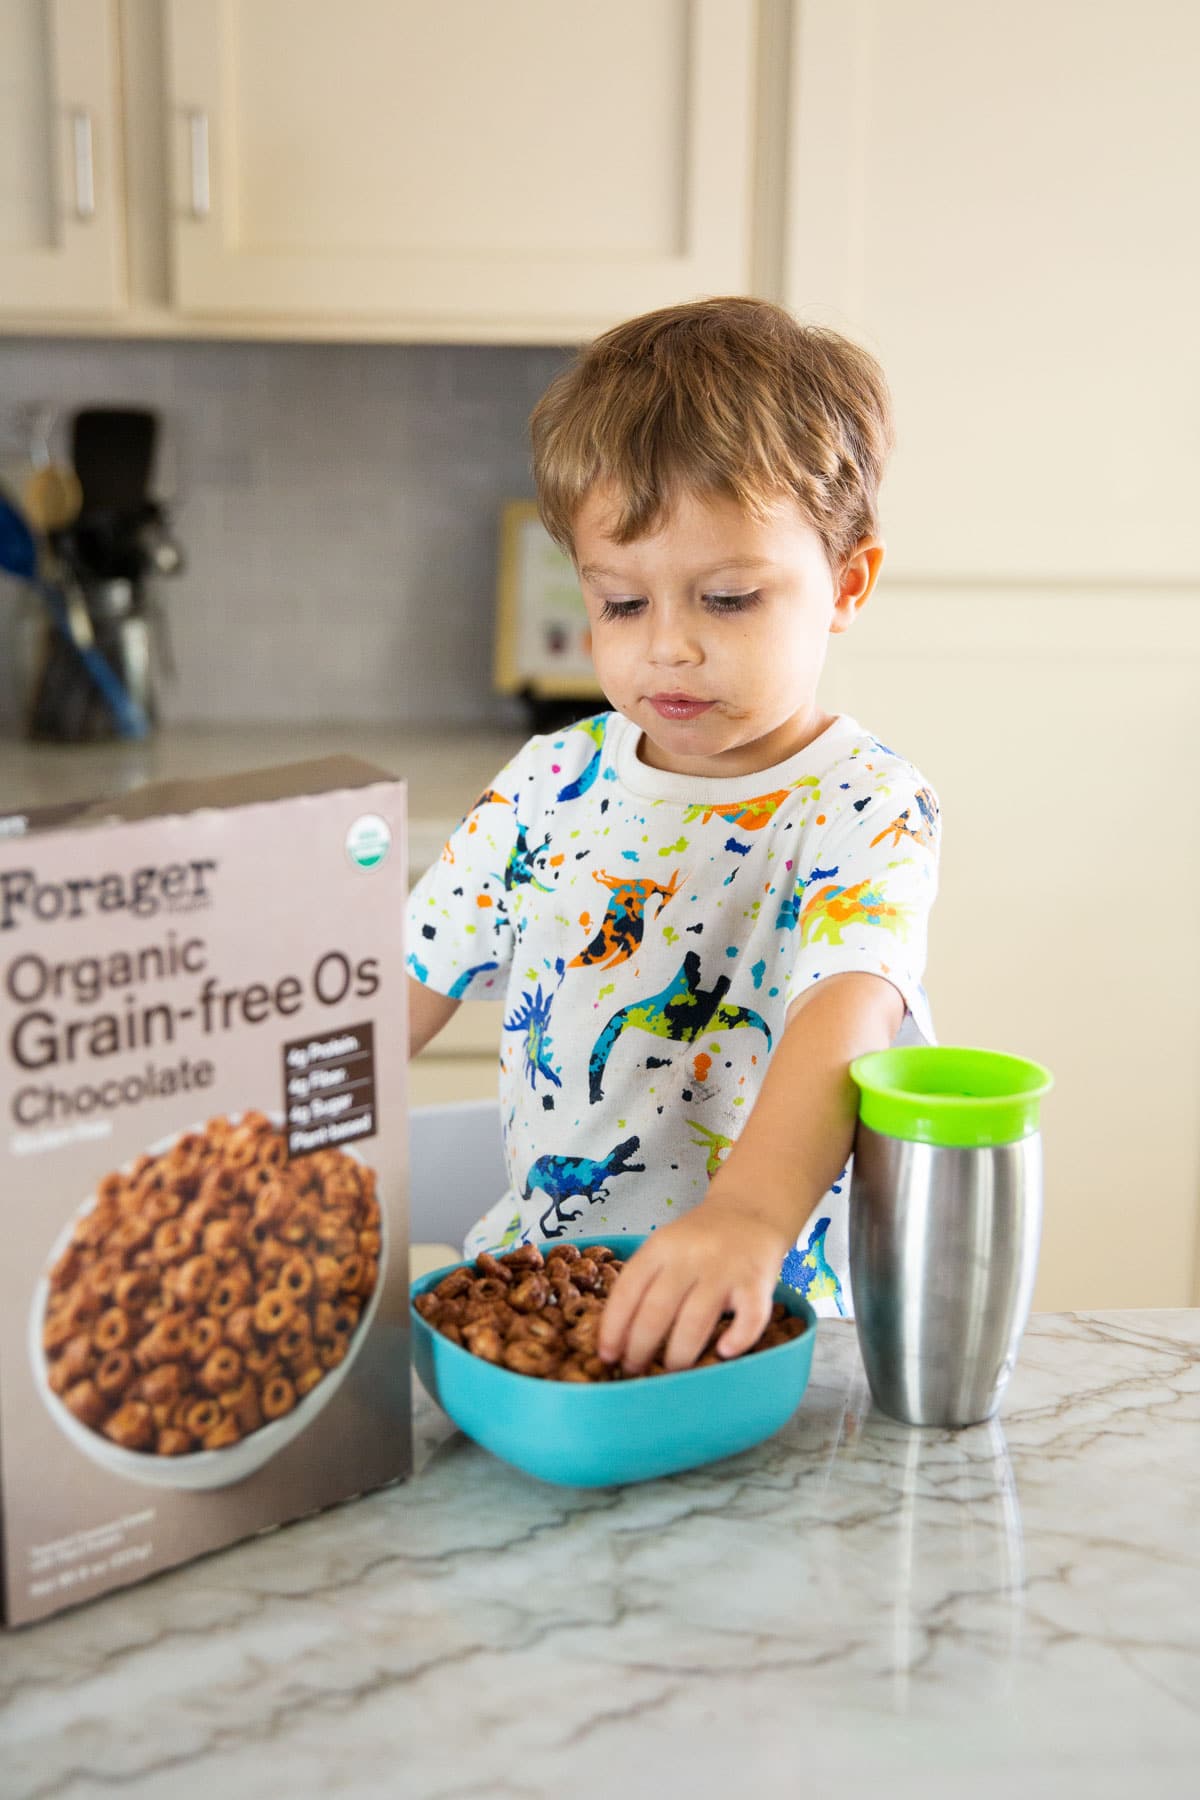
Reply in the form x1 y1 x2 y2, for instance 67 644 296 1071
406 710 940 1317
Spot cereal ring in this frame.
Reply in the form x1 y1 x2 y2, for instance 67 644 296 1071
437 1321 464 1347
188 1316 223 1363
152 1219 195 1264
201 1218 243 1265
115 1268 156 1310
313 1254 343 1301
293 1363 324 1398
134 1313 191 1367
209 1269 252 1318
358 1228 382 1259
223 1305 257 1353
544 1243 581 1265
562 1294 601 1325
95 1350 135 1398
139 1361 187 1406
474 1252 512 1284
251 1178 295 1227
261 1375 297 1421
509 1312 562 1346
318 1338 348 1369
571 1258 601 1293
245 1343 280 1378
501 1245 545 1271
471 1277 508 1303
184 1397 222 1437
462 1321 504 1364
253 1289 295 1335
173 1253 218 1307
413 1293 440 1322
501 1338 558 1377
278 1254 314 1302
586 1245 615 1263
156 1428 193 1456
85 1252 126 1302
58 1332 95 1382
202 1413 242 1450
199 1345 243 1395
510 1274 550 1314
278 1319 313 1364
103 1400 154 1449
63 1379 107 1426
338 1254 365 1295
223 1377 263 1433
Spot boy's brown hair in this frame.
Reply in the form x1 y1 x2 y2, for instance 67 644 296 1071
530 296 893 574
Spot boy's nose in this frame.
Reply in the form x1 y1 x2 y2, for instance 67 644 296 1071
647 610 702 666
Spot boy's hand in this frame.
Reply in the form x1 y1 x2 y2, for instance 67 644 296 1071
597 1196 792 1375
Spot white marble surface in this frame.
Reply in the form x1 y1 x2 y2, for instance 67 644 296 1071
2 1310 1198 1799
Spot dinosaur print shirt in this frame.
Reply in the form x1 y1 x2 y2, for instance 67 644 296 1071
406 710 940 1317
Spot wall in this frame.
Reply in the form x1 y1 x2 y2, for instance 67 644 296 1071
0 337 571 730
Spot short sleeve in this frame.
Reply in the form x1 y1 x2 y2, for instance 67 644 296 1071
784 772 941 1041
405 744 537 1002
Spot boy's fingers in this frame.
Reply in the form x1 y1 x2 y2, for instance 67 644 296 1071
663 1287 723 1373
597 1253 659 1363
622 1273 694 1375
716 1289 773 1361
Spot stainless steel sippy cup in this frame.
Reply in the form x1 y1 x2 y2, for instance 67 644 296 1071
847 1047 1054 1428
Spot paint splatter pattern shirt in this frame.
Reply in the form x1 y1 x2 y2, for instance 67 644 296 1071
406 710 940 1317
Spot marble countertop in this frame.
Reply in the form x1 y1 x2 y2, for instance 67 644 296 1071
3 1309 1198 1799
0 724 527 875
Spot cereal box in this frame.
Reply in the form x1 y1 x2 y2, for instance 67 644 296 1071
0 758 410 1626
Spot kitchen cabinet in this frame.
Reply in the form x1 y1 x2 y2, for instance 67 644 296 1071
784 0 1200 583
0 0 126 315
161 0 755 332
0 0 757 339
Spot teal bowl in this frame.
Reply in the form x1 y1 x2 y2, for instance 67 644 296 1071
410 1235 818 1487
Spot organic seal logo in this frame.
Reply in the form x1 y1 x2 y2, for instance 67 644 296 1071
345 813 391 870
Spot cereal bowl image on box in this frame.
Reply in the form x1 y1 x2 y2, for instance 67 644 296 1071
29 1110 387 1491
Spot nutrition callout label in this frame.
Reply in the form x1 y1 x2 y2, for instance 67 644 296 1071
283 1021 377 1157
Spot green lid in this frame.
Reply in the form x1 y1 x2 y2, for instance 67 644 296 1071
849 1046 1054 1148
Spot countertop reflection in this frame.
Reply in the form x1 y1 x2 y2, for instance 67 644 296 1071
2 1311 1198 1798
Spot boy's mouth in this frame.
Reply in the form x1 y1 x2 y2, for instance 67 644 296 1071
648 693 715 721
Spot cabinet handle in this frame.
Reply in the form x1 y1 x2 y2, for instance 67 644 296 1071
189 109 211 220
71 110 95 221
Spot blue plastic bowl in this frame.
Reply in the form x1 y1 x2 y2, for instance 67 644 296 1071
410 1235 818 1487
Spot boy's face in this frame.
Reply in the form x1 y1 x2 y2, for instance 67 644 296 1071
573 482 882 779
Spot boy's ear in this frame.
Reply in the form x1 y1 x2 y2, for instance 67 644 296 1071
830 538 885 634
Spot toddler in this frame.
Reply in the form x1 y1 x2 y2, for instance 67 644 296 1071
407 297 940 1376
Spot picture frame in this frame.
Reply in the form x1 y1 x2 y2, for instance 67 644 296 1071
493 500 603 698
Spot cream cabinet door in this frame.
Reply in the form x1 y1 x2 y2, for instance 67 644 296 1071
164 0 754 332
0 0 125 314
784 0 1200 581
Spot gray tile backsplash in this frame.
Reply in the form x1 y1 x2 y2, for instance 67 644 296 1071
0 338 572 730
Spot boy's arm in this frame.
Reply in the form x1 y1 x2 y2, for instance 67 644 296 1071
408 975 460 1058
598 971 904 1374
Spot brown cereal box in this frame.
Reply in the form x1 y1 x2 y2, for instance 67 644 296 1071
0 758 410 1625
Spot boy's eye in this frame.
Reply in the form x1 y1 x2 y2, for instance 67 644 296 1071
598 597 646 622
703 590 762 614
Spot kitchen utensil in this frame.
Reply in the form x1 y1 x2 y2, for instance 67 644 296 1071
0 492 148 740
847 1046 1054 1429
23 462 83 535
410 1236 818 1486
71 407 158 514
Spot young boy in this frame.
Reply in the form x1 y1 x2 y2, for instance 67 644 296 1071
407 297 939 1377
